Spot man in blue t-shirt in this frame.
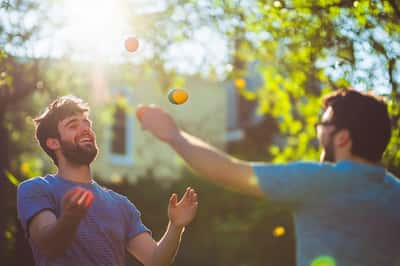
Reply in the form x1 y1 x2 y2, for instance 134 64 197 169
17 96 198 266
137 89 400 266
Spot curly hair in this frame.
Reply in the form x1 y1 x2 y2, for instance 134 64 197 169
33 95 89 166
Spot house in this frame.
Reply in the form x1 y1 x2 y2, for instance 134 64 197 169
225 62 278 161
88 63 228 183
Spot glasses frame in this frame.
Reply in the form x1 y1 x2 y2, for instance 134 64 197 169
315 121 336 131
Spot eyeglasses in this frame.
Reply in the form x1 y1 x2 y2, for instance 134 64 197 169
315 121 335 127
315 121 335 130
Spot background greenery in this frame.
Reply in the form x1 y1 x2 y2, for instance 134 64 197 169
1 0 399 265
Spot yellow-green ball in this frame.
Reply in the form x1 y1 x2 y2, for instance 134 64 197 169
168 89 189 105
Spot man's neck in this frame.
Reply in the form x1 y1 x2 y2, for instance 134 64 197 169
335 152 377 166
57 161 93 184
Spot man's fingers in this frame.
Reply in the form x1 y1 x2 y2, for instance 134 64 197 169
63 188 78 202
182 187 191 199
77 190 94 208
65 187 94 209
136 105 147 122
136 105 157 120
191 191 198 203
77 191 89 206
84 191 94 208
169 193 177 207
65 187 83 200
185 187 195 199
70 188 86 204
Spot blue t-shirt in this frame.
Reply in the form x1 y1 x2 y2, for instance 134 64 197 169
252 160 400 266
17 175 151 266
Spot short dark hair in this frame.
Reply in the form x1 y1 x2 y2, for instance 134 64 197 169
33 95 89 166
322 88 391 162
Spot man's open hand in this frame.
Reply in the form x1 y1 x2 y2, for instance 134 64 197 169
168 187 198 227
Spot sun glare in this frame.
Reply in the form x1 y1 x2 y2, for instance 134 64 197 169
61 0 130 59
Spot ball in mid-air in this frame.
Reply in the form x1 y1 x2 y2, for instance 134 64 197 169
168 89 189 105
234 78 246 90
124 37 139 52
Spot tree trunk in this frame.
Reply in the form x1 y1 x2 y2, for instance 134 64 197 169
0 106 10 261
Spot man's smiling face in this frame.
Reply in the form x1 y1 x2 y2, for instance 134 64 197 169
56 113 98 165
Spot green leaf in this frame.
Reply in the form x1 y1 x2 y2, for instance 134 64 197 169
5 170 19 186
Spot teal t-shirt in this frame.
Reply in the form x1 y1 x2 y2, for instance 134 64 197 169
252 160 400 266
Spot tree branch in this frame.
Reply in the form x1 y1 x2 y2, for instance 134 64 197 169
0 58 41 107
388 0 400 20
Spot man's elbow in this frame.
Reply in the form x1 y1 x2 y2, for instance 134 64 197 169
35 239 66 259
42 249 61 260
142 251 174 266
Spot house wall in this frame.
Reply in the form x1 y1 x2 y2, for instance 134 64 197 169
90 73 226 183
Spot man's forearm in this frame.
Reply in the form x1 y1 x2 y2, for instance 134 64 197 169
36 216 80 258
149 222 185 266
170 131 253 190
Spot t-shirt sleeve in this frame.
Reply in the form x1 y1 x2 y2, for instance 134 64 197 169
17 178 56 236
122 197 151 242
252 161 336 206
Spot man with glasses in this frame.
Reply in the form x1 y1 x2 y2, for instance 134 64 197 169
136 88 400 266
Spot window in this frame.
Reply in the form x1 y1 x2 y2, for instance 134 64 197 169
111 105 126 155
107 89 134 166
226 62 264 142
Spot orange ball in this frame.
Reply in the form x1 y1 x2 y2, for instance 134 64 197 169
234 78 246 89
272 226 286 237
124 37 139 52
168 89 189 105
136 106 146 121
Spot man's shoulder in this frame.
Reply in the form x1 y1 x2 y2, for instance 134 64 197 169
18 175 56 192
384 171 400 187
94 183 129 202
251 160 336 173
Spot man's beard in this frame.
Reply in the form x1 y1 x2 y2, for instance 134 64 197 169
321 136 335 162
60 138 98 165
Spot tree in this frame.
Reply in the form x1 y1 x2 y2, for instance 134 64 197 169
187 0 400 171
1 0 399 264
0 0 55 263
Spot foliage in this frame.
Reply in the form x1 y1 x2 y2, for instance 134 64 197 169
1 0 399 265
192 0 400 171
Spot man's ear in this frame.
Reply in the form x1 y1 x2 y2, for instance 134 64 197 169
46 138 60 151
334 129 351 148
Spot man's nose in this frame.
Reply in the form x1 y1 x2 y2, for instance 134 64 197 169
81 123 92 134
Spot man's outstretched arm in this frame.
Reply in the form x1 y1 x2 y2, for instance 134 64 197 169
137 105 264 197
171 131 263 197
127 187 198 266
